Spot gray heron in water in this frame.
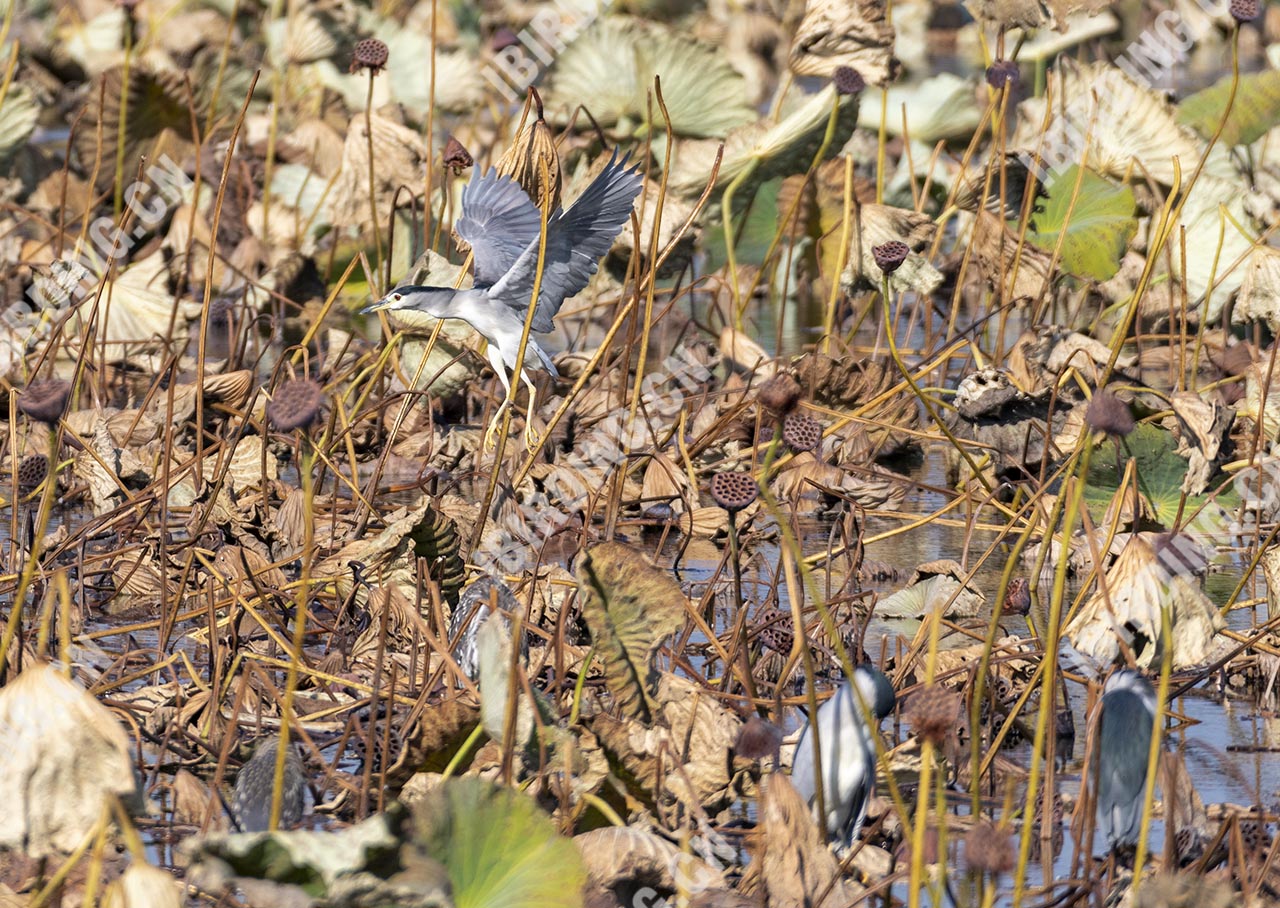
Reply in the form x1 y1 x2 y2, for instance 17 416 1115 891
364 150 644 449
1094 669 1157 853
791 665 896 849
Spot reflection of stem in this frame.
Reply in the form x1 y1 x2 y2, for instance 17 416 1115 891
723 510 758 707
271 438 314 830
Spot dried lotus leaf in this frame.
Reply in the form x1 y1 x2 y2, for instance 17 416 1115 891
496 92 561 213
73 64 203 193
211 546 287 598
200 370 254 408
112 552 178 600
0 663 144 858
546 17 753 140
316 498 466 608
0 85 38 169
789 0 895 86
329 112 428 230
207 435 276 495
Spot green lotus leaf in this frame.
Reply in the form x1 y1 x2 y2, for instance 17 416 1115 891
1023 165 1136 281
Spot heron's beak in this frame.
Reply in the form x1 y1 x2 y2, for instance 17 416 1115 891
361 298 391 314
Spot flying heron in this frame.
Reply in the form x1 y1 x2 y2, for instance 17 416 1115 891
364 150 644 449
1094 668 1157 853
791 665 896 850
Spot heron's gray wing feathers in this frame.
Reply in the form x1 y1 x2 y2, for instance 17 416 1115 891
456 168 544 286
1096 689 1153 847
489 151 643 333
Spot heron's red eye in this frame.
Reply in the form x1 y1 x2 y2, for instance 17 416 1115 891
393 293 401 302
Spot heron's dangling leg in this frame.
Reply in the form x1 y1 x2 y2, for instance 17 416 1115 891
483 343 514 451
521 369 540 451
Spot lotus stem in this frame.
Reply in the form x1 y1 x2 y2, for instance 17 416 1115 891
365 72 384 292
272 436 315 830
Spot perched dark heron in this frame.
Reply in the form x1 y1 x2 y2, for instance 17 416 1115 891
364 150 644 449
791 665 896 849
1094 669 1157 852
231 735 306 833
448 574 523 681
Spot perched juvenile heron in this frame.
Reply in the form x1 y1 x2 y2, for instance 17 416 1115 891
231 735 306 833
364 150 644 449
791 665 896 850
1094 669 1157 853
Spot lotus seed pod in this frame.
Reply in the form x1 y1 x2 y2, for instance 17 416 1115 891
350 38 388 74
709 471 758 513
872 240 910 276
266 379 324 432
782 412 822 453
19 379 71 426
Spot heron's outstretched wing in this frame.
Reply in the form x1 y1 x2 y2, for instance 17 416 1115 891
456 168 543 287
488 150 643 333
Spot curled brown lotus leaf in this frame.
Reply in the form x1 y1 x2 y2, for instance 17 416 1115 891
589 673 744 818
740 772 867 905
970 210 1054 301
73 63 203 192
788 0 894 87
577 826 727 908
19 378 71 425
315 498 466 610
792 354 918 455
381 699 481 796
496 88 560 212
577 542 686 724
1065 533 1225 670
329 112 429 230
201 370 255 409
211 545 288 600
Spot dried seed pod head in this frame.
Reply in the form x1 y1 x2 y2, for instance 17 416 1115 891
16 453 48 495
1001 577 1030 615
782 412 822 453
19 379 71 425
833 65 865 96
986 60 1019 90
350 38 388 75
267 379 324 432
905 684 962 747
1085 390 1135 437
710 471 758 513
442 135 473 172
1230 0 1260 21
965 819 1015 876
872 240 910 276
491 27 520 52
734 715 784 761
757 371 803 417
497 87 561 211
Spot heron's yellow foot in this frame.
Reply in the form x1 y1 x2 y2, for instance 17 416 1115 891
524 423 541 452
483 418 502 451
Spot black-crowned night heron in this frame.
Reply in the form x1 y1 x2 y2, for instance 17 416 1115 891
447 574 523 681
364 150 644 449
231 735 306 833
1094 669 1157 852
791 665 896 849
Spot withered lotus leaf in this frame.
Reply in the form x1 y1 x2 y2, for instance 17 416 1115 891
576 542 686 724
